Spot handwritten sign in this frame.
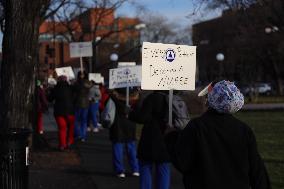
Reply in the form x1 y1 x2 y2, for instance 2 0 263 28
142 42 196 90
69 42 93 58
89 73 104 83
109 66 142 89
55 66 75 81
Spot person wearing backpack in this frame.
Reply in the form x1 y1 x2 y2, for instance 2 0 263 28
129 91 171 189
165 80 270 189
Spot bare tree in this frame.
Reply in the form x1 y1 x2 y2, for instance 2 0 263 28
40 0 137 72
0 0 69 131
140 13 191 44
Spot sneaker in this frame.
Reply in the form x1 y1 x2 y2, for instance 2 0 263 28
93 128 99 133
97 123 102 127
132 172 140 177
39 131 44 134
87 127 91 132
81 138 86 142
117 173 126 178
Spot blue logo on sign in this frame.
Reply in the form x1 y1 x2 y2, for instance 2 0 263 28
124 68 131 75
165 48 176 62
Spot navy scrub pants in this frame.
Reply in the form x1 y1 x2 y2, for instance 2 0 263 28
112 141 139 174
139 161 170 189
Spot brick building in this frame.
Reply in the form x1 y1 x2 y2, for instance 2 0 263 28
39 8 142 77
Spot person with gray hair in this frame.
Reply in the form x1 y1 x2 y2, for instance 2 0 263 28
165 80 270 189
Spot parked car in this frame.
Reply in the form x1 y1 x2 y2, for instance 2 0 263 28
241 83 272 96
255 83 272 95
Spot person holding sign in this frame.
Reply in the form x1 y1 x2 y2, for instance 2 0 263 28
48 75 75 150
165 80 270 189
73 71 93 142
129 91 171 189
109 90 139 178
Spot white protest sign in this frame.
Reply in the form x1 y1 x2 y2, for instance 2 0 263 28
100 76 104 84
55 66 75 81
89 73 103 83
109 66 142 89
118 62 136 67
69 42 93 58
142 42 196 90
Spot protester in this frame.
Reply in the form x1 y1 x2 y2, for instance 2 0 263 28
95 83 109 128
129 91 171 189
109 90 139 178
36 80 48 134
88 81 101 133
165 80 271 189
73 71 93 142
48 75 75 151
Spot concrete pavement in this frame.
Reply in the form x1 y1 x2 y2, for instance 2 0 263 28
29 110 184 189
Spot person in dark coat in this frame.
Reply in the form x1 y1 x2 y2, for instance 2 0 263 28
49 75 75 150
73 71 92 141
109 90 139 178
165 80 271 189
129 91 171 189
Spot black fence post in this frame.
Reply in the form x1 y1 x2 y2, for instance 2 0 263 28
0 128 31 189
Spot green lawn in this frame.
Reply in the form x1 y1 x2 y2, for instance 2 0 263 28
235 111 284 189
245 96 284 104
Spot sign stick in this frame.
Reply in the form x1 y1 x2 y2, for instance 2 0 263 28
168 89 173 127
80 56 83 73
126 86 130 107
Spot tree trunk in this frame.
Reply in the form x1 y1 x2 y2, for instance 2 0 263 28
0 0 43 130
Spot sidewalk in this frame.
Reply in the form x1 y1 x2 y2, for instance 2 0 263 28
29 111 184 189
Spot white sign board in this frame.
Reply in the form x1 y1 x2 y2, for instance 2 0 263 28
55 66 75 81
109 66 142 89
100 76 104 84
118 62 136 67
89 73 104 83
142 42 196 90
69 42 93 58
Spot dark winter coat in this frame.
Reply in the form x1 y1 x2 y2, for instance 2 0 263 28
73 79 92 108
165 109 271 189
49 81 75 116
109 97 136 143
129 92 170 162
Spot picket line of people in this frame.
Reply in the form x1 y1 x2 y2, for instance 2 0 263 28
38 76 271 189
38 71 104 150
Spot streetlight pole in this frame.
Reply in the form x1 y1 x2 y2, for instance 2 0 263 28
216 53 225 79
110 53 119 68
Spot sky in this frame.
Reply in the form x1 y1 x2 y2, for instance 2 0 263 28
116 0 221 27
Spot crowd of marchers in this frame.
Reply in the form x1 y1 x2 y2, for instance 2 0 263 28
36 74 271 189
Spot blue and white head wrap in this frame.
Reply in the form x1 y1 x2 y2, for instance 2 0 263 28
207 80 244 114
